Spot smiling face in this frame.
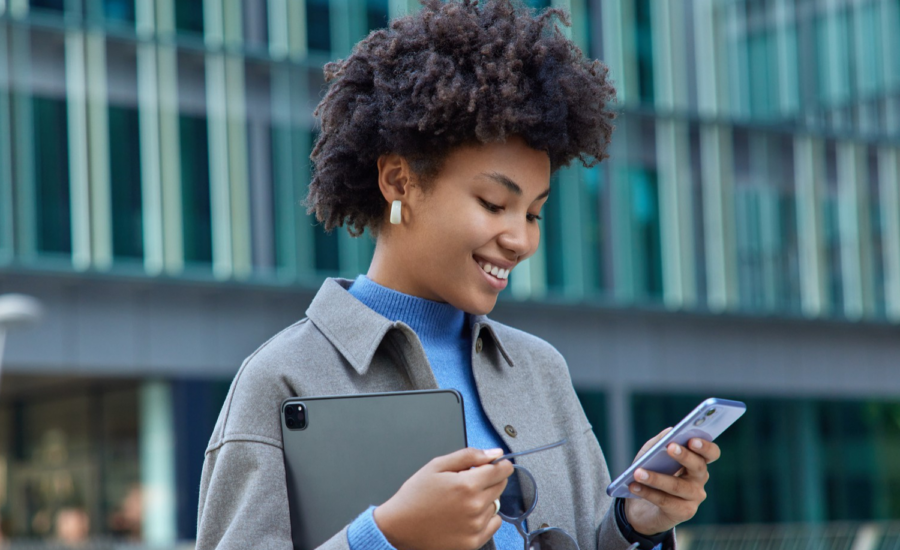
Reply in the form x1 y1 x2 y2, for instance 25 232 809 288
368 136 551 315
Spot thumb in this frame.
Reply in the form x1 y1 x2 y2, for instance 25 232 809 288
632 427 673 463
429 447 505 473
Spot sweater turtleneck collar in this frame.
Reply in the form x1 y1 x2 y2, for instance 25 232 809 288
347 275 468 342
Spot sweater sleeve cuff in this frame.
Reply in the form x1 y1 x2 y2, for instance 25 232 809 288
348 506 399 550
614 498 676 550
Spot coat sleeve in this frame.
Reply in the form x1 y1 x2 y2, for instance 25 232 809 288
196 438 352 550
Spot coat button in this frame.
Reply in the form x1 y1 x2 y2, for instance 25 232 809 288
475 337 483 353
505 425 517 437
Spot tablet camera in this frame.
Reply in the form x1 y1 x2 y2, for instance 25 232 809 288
284 404 307 430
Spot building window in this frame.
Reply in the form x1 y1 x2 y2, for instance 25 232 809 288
109 106 144 260
179 114 214 266
307 0 332 52
575 389 609 451
33 96 72 256
175 1 205 36
29 0 64 13
102 0 136 25
367 0 389 32
0 381 141 541
631 167 663 299
544 172 565 294
634 0 654 105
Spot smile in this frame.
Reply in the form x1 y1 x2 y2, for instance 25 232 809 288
475 259 511 280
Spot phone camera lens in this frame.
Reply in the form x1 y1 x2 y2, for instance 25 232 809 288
706 408 716 417
286 417 296 428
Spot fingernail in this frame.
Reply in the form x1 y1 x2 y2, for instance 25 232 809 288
670 444 682 455
636 469 649 481
691 439 703 450
632 484 642 493
485 448 504 458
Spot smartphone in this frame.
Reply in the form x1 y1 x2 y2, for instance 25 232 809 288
606 397 746 499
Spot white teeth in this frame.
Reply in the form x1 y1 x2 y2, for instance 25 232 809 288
476 258 511 280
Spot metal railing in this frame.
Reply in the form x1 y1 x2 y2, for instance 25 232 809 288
3 522 900 550
678 521 900 550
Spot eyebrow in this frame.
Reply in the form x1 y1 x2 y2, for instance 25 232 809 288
482 172 551 201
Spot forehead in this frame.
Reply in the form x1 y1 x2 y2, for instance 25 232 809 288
437 138 551 192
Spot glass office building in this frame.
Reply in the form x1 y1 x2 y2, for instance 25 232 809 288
0 0 899 545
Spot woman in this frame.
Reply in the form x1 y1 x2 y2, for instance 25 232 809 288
196 0 720 549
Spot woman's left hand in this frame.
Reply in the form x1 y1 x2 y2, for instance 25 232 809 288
623 428 721 536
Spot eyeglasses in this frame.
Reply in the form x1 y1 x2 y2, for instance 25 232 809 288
491 439 640 550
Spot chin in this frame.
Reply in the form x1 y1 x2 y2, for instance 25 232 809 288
462 295 499 316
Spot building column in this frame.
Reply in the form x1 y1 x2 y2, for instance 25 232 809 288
86 30 112 270
878 148 900 322
836 142 874 320
880 0 900 323
65 29 92 270
10 13 35 260
558 166 587 299
140 380 177 546
651 0 696 309
136 0 183 276
609 163 638 303
600 0 637 105
0 18 13 263
794 136 830 317
605 384 633 481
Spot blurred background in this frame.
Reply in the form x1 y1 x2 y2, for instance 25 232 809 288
0 0 899 548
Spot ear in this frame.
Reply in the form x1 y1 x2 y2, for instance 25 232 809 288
377 153 415 204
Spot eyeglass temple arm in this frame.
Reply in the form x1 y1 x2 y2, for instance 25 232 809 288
490 438 568 464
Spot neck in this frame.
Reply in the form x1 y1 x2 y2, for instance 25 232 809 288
367 232 442 302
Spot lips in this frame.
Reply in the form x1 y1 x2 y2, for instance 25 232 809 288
473 255 513 280
474 256 510 290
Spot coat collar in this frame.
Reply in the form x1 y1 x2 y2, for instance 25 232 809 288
306 278 516 375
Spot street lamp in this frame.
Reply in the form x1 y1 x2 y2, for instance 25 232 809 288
0 293 43 394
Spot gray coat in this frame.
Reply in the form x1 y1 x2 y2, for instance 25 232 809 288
196 277 638 550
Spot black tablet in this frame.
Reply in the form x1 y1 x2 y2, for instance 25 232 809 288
280 389 467 550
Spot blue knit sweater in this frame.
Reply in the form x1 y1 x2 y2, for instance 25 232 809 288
346 274 522 550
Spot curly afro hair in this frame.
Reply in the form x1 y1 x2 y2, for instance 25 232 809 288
306 0 617 236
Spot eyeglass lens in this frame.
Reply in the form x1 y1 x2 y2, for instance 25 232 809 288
499 465 536 519
527 527 580 550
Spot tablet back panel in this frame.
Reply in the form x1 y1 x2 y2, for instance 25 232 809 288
281 390 467 550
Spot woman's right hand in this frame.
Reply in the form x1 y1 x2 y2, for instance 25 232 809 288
373 447 514 550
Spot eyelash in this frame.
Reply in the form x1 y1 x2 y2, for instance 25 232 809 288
480 199 543 223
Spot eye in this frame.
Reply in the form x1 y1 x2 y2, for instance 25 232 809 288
480 199 502 213
526 213 543 223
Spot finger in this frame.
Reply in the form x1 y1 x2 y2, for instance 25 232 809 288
687 439 721 464
430 447 505 472
632 467 705 502
628 483 700 525
665 443 709 479
484 474 510 500
480 513 503 540
633 427 673 463
460 459 514 489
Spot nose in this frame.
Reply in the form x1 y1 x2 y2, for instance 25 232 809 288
497 217 535 260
